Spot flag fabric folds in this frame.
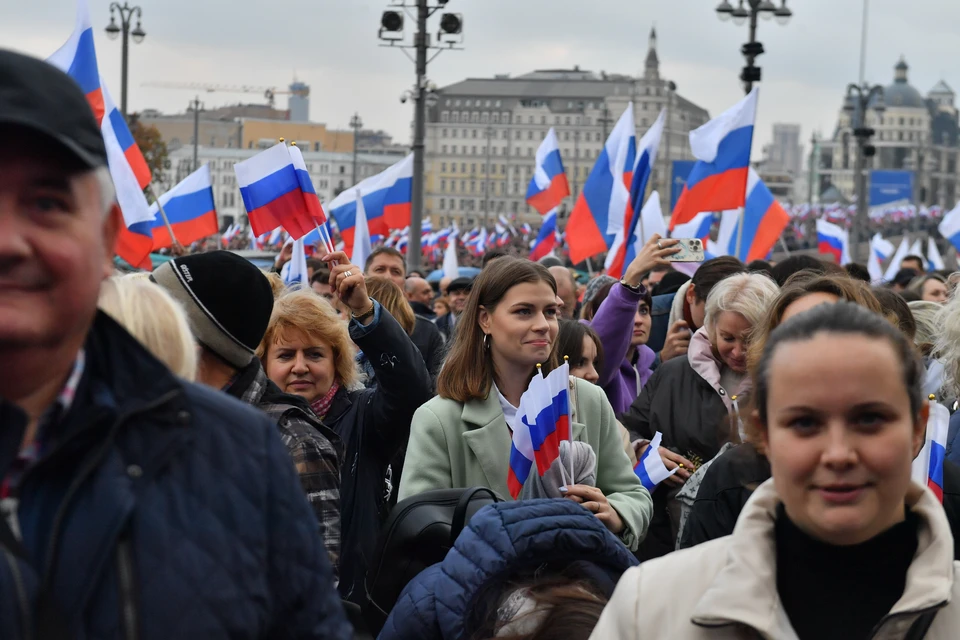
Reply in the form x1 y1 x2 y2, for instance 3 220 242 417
507 362 571 499
868 233 895 283
235 142 317 240
526 128 570 215
928 237 945 271
708 169 789 262
48 0 155 270
149 164 218 249
565 104 637 264
633 432 678 492
670 88 758 230
883 237 911 282
328 154 413 252
815 219 850 265
912 401 948 502
605 191 667 278
530 209 559 261
442 232 460 280
282 237 309 287
351 192 372 269
938 202 960 252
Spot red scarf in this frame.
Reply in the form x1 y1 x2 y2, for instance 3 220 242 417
310 381 340 420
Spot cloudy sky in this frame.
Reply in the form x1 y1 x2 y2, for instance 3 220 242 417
6 0 959 157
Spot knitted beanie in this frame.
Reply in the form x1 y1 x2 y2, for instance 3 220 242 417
582 275 617 309
152 251 274 368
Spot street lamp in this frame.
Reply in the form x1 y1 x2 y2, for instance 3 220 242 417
350 113 364 186
844 82 885 263
716 0 791 94
105 2 145 119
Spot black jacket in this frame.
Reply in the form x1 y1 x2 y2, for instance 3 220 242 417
680 443 960 561
326 303 432 605
411 316 445 383
409 300 436 321
435 313 456 344
0 312 350 638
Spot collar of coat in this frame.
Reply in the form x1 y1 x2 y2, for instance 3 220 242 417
687 327 751 412
459 378 588 491
690 479 953 636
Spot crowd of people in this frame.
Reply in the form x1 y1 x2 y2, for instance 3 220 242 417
7 49 960 639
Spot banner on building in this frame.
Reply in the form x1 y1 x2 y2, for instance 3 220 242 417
869 170 914 209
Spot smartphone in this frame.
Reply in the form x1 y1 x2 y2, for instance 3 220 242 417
665 238 706 262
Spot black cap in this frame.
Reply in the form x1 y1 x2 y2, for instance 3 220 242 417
447 277 474 293
0 49 107 169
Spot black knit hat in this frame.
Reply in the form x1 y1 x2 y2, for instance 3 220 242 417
152 251 274 368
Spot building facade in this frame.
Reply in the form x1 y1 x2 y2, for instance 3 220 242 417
162 146 395 228
817 58 959 208
423 29 710 226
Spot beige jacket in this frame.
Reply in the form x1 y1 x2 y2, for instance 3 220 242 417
590 479 960 640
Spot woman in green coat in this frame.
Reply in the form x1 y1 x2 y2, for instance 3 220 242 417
398 258 653 550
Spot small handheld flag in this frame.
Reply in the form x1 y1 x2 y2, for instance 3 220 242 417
634 432 678 492
911 397 948 502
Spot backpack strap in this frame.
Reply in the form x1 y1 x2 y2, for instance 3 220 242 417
450 487 500 544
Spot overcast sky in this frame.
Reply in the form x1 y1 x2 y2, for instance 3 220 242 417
7 1 959 157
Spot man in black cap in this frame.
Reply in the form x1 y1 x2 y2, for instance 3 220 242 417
153 251 343 578
436 276 473 343
0 50 348 638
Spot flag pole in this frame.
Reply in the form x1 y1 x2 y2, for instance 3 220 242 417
777 236 792 257
147 184 181 252
734 208 745 261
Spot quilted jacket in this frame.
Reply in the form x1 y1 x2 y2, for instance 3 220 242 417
0 312 350 639
379 499 639 640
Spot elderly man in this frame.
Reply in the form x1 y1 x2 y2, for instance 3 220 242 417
549 265 578 320
404 276 436 319
0 50 348 638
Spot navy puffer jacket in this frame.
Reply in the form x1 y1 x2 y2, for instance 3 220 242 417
379 499 638 640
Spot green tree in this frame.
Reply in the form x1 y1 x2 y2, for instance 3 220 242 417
128 113 170 191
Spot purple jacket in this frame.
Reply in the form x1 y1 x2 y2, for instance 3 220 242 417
585 282 656 415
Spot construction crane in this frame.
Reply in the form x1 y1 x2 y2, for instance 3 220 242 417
141 82 309 107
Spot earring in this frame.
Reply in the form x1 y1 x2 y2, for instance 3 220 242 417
483 333 490 349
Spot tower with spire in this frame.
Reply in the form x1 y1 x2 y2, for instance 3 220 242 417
644 27 659 81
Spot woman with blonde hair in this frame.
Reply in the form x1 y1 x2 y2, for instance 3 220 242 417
98 275 197 380
621 272 779 559
258 251 432 605
399 257 652 550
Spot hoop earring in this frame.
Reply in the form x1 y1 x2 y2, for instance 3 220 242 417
483 333 490 350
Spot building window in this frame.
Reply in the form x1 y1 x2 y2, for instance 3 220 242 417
339 166 345 174
501 164 506 174
442 144 448 153
222 191 229 207
452 113 459 123
496 100 502 107
528 131 534 140
472 113 480 123
514 147 520 156
492 113 499 123
471 163 477 173
564 131 570 141
565 117 571 125
450 181 456 193
461 163 466 172
461 180 466 191
472 129 478 138
585 117 591 126
500 182 506 194
462 129 468 137
452 129 458 138
338 180 345 190
439 198 445 209
515 130 521 140
555 116 561 125
527 148 533 157
441 162 447 172
470 181 476 193
472 146 477 154
512 201 519 213
229 193 235 207
481 112 489 123
465 99 471 107
441 112 449 122
442 128 448 137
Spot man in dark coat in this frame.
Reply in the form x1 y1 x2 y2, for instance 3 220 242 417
0 50 349 638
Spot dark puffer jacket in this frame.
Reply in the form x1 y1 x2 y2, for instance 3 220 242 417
379 499 638 640
0 312 350 639
325 303 432 605
680 442 960 560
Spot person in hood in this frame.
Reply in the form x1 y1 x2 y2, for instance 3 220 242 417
591 302 960 640
258 253 432 605
621 272 779 559
0 49 348 638
381 499 638 640
153 250 344 577
584 235 679 414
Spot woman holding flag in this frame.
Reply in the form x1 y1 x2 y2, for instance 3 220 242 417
399 257 652 550
592 303 960 640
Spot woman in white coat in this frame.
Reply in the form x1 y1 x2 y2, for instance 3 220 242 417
590 301 960 640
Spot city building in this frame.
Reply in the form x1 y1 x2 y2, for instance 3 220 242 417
423 28 710 226
817 57 959 208
161 146 395 228
763 123 803 176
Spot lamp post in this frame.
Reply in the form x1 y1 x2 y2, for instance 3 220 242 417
844 82 885 263
104 2 146 119
350 112 364 186
715 0 792 94
189 97 204 172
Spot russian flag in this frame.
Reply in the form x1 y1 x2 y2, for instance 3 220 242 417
867 233 894 283
928 237 945 271
530 210 559 261
816 219 850 265
507 362 571 499
328 154 413 254
634 431 678 492
912 401 949 502
149 164 218 249
49 0 156 270
288 143 329 226
671 211 715 244
607 110 668 277
711 169 789 262
670 87 758 230
938 202 960 252
566 104 637 264
236 142 324 240
526 128 570 215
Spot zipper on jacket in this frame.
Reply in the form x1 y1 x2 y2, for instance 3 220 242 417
116 536 139 640
4 549 32 640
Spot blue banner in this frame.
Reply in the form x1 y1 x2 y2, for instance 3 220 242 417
869 170 914 207
670 160 697 211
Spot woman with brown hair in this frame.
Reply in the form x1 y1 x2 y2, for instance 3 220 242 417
399 257 652 550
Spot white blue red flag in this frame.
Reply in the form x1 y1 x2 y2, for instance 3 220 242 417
707 169 788 262
816 219 850 265
507 362 571 499
526 128 570 215
912 401 948 502
148 164 218 249
235 143 318 240
671 88 758 230
605 191 667 278
328 154 413 253
530 210 559 261
351 191 372 269
633 432 678 492
928 237 945 271
282 237 309 287
868 233 895 283
938 202 960 252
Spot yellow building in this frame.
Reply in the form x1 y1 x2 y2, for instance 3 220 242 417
239 119 353 153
